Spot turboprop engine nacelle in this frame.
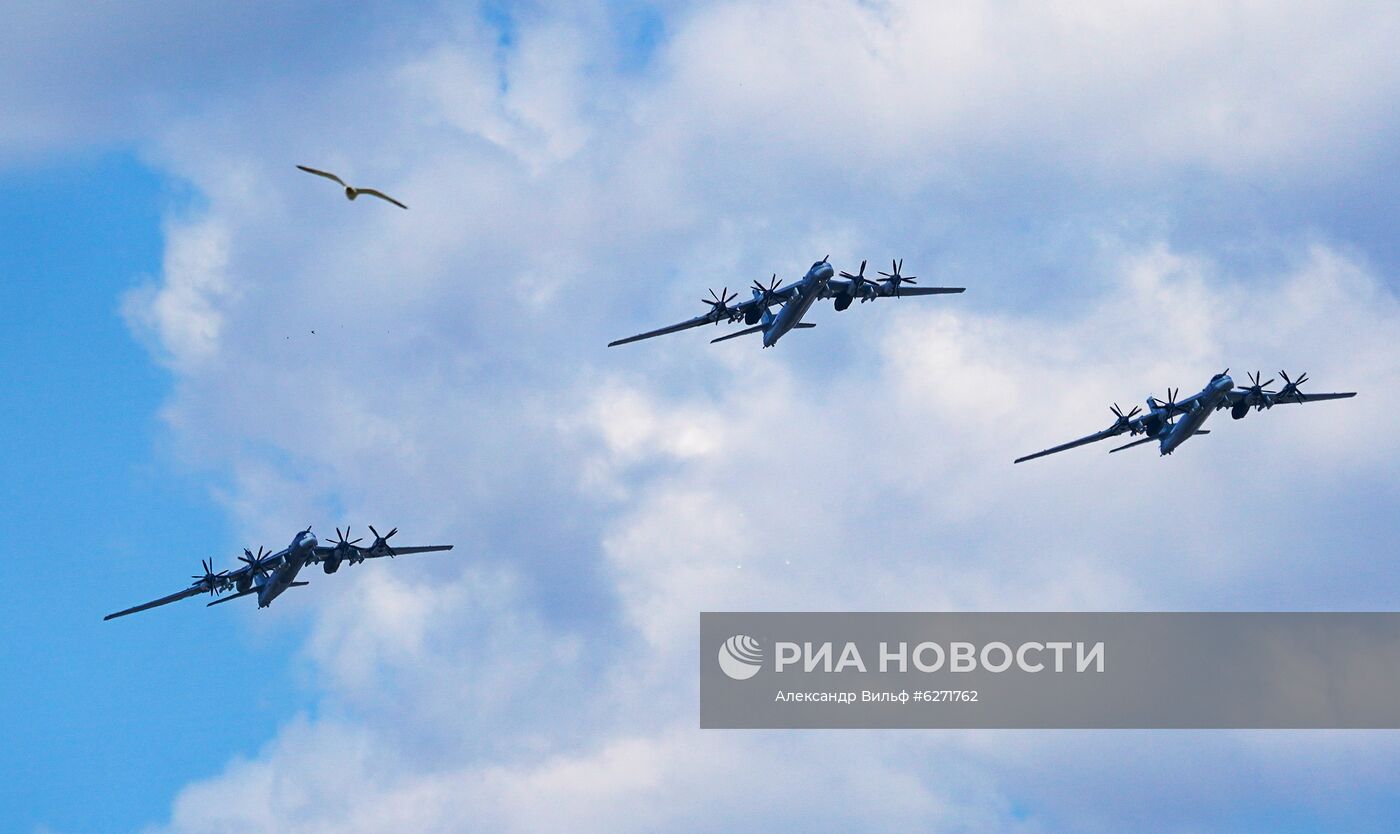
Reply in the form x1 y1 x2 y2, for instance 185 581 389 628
1141 409 1168 438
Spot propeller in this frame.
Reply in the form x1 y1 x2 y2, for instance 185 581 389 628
877 258 918 297
1152 387 1182 416
192 558 231 596
368 525 398 558
239 546 275 578
751 274 784 307
330 526 363 562
1277 370 1309 401
1240 371 1276 409
701 287 738 322
1109 403 1142 434
838 260 882 301
332 526 362 547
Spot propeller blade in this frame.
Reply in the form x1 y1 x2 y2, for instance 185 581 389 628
840 260 870 281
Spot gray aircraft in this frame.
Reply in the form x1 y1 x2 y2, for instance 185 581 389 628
104 526 452 620
608 258 964 348
1014 370 1355 464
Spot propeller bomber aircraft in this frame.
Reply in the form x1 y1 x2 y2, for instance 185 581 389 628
104 526 453 620
1014 370 1355 464
608 257 964 349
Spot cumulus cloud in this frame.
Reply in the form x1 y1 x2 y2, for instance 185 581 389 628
124 218 234 371
0 0 439 163
593 243 1397 646
100 1 1400 831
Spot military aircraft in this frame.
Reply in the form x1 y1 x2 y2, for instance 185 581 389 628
1014 370 1355 464
104 526 452 620
608 257 964 348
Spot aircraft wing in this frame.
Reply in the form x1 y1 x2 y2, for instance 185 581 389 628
1014 427 1125 464
310 544 454 562
221 550 287 582
608 314 727 347
874 285 965 298
820 281 965 299
1223 390 1356 408
1144 393 1196 417
104 584 207 621
608 285 801 347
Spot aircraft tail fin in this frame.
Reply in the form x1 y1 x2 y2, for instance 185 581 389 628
710 322 814 344
712 324 764 343
1108 436 1155 454
207 588 257 607
1109 430 1208 455
206 582 308 607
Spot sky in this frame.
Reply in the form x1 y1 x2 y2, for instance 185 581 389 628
3 1 1400 832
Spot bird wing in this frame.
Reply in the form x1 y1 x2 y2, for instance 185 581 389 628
297 165 348 188
355 188 408 209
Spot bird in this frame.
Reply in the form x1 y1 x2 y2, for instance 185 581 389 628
296 165 407 209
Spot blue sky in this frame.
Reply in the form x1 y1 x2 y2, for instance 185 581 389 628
4 3 1400 833
0 154 306 832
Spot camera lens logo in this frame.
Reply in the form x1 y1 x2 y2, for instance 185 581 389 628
718 635 764 680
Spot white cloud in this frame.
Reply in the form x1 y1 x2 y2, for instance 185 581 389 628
0 1 451 164
592 242 1399 649
123 218 235 371
159 720 1038 834
649 1 1400 183
102 2 1400 831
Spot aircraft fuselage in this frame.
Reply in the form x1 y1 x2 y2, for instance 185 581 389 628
257 530 319 607
1155 374 1234 455
762 261 834 347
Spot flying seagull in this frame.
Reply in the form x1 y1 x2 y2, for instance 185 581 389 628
296 165 407 209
